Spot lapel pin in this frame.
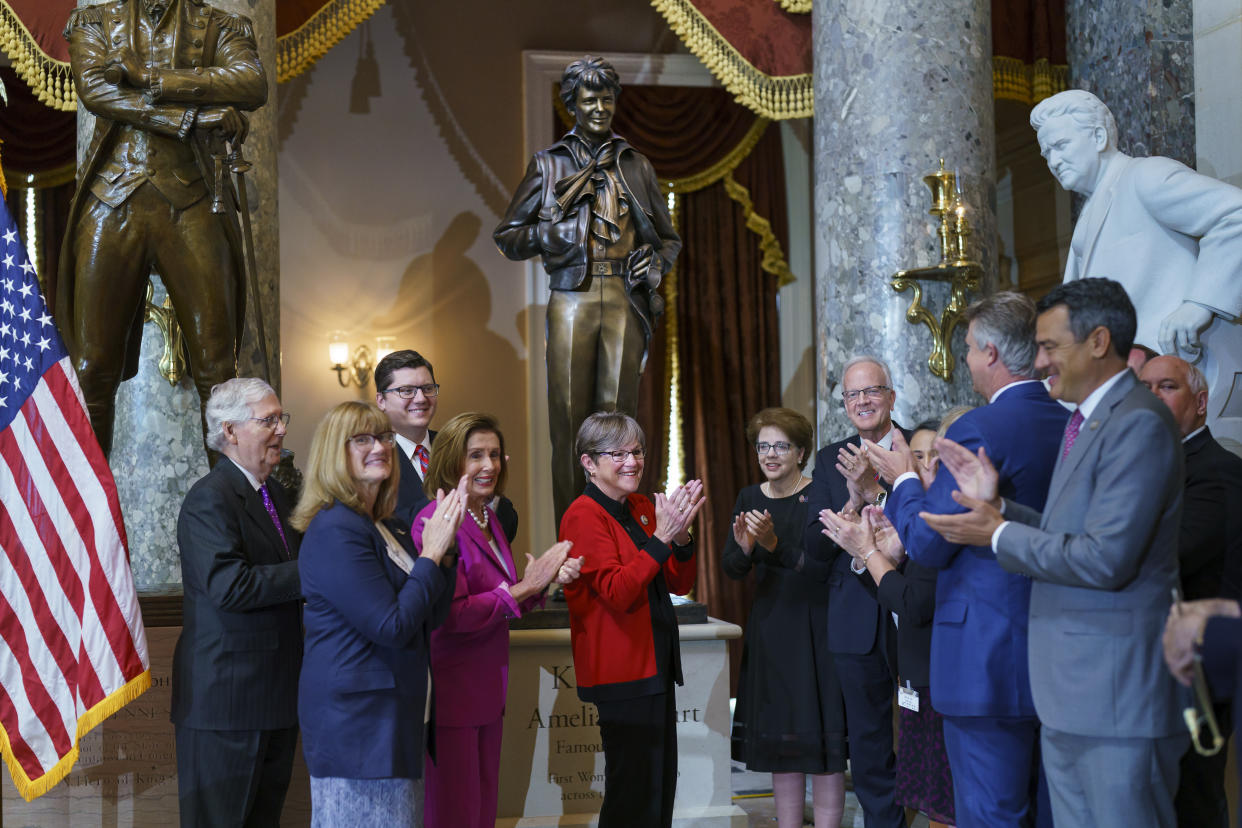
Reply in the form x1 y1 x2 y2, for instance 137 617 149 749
1090 421 1100 430
641 515 649 526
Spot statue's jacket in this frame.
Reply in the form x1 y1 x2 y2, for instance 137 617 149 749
493 131 681 292
56 0 267 379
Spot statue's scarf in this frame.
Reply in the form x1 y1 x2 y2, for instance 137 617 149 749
553 134 629 247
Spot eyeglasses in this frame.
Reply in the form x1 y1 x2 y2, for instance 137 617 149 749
755 441 793 456
598 447 644 463
347 432 396 449
842 385 891 402
247 413 291 430
382 384 440 399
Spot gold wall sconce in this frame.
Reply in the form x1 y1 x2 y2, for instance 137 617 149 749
891 159 982 382
329 331 387 388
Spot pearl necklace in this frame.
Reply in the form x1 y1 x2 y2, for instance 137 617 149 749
467 505 489 530
765 475 806 500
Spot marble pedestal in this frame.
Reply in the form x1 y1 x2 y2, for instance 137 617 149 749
498 618 746 827
0 627 312 827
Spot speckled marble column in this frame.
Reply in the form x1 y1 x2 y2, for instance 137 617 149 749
812 0 996 443
75 0 280 590
1067 0 1195 165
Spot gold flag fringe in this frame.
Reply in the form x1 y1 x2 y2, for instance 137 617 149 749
649 0 812 120
0 137 7 199
276 0 385 83
3 669 151 801
0 2 75 111
773 0 811 13
993 56 1069 105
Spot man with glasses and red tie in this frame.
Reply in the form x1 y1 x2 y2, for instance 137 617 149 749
375 350 518 542
172 378 302 827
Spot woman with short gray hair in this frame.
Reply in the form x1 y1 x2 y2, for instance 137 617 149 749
559 411 705 827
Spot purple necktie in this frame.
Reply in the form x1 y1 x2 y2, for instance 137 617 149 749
1061 409 1084 460
260 484 290 557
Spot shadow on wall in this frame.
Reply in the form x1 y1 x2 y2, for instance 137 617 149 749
373 210 530 551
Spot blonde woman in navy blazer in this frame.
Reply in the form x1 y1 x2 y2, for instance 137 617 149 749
293 401 465 827
413 412 579 828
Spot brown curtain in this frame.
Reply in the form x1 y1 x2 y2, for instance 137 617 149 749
675 125 785 688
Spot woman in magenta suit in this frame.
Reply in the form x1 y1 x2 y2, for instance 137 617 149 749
411 412 580 828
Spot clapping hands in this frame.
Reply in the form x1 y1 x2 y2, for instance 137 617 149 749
655 479 705 545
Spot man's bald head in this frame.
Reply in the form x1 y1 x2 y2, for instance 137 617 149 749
1139 355 1208 437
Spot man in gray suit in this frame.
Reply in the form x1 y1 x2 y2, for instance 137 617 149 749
921 278 1188 828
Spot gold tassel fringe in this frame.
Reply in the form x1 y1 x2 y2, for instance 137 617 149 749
649 0 812 120
3 669 151 801
993 56 1069 105
277 0 385 84
773 0 811 12
0 2 74 111
722 171 796 287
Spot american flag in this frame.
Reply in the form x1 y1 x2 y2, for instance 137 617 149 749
0 201 149 800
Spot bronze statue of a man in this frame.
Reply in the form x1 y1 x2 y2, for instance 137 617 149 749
59 0 267 453
494 56 680 522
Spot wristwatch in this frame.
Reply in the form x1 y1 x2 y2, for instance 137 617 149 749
873 490 887 509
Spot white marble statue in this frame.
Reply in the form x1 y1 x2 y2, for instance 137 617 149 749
1032 89 1242 443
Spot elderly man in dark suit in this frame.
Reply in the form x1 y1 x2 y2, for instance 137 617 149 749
923 278 1188 828
865 292 1066 828
60 0 266 453
1140 354 1242 827
172 378 301 827
374 349 518 542
494 55 680 524
800 355 906 828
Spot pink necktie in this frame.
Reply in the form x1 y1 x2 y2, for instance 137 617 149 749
414 444 429 476
1061 410 1084 460
259 484 290 558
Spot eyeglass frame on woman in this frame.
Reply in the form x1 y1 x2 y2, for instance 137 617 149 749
346 431 397 449
247 413 291 429
754 441 793 456
597 447 645 463
381 383 441 399
841 385 891 402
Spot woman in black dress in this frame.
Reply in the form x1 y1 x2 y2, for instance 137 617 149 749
723 408 847 828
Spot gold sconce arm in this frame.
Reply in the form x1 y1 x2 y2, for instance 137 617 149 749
331 344 375 388
144 281 187 386
892 262 982 381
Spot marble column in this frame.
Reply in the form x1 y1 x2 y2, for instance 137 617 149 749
812 0 996 442
75 0 281 590
1067 0 1195 165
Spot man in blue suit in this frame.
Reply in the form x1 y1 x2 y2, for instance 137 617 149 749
866 292 1066 827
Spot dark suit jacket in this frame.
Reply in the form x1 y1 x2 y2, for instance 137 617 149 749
886 381 1068 717
171 459 302 731
1201 615 1242 828
298 501 455 779
802 427 908 659
1181 427 1242 600
394 430 519 544
860 559 937 687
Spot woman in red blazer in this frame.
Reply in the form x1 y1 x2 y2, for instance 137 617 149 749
560 411 705 828
412 412 578 828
